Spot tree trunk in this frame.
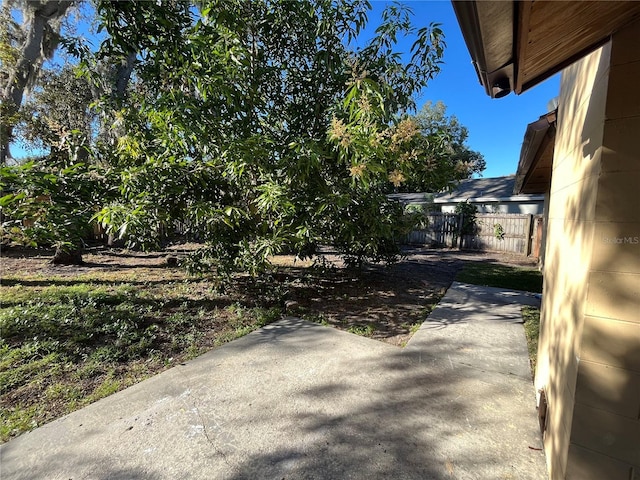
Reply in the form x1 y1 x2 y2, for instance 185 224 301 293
0 123 12 165
51 246 84 265
114 51 137 102
0 1 73 164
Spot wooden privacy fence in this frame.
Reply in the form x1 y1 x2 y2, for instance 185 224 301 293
406 213 460 247
406 213 544 257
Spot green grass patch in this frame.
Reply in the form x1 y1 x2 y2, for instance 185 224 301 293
0 405 42 441
522 306 540 376
0 271 283 443
456 261 543 293
408 322 422 335
347 324 376 337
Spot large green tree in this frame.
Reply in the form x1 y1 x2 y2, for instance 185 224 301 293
5 1 477 272
93 0 448 273
0 2 139 264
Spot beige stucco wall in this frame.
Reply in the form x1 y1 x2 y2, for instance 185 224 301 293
565 20 640 479
536 41 610 479
537 19 640 480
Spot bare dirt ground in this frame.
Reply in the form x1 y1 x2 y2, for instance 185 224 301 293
1 244 537 346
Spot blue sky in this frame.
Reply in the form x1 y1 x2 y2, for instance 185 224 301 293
370 0 560 178
16 1 560 178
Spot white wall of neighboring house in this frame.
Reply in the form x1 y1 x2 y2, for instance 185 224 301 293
437 198 544 214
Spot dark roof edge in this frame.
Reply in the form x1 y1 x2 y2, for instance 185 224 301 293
452 0 515 98
451 1 491 96
433 195 545 203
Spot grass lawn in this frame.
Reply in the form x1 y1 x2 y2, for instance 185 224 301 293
455 260 543 293
2 248 539 442
522 306 541 375
0 263 282 443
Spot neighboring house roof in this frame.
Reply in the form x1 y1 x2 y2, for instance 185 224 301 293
389 176 544 206
433 175 543 204
451 1 640 98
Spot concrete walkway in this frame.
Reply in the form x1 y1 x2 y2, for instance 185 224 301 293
0 282 547 479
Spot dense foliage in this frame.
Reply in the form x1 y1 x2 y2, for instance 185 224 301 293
394 101 485 192
454 200 478 236
1 0 485 271
0 160 113 262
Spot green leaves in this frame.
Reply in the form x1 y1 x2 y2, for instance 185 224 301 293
84 0 450 274
394 101 485 192
0 160 112 252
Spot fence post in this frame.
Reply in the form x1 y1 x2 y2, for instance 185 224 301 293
457 213 464 250
525 214 533 256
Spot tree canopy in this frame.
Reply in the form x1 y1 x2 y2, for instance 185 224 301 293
1 0 484 270
390 101 485 192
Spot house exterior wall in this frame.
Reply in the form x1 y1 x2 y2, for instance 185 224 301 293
535 43 610 478
566 20 640 479
539 190 550 268
537 19 640 480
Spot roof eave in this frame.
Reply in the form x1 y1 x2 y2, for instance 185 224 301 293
514 110 557 195
451 0 515 99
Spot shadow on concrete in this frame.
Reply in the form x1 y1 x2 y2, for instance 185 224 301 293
0 285 546 480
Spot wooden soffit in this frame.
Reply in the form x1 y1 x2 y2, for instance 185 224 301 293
514 110 556 195
452 1 640 97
